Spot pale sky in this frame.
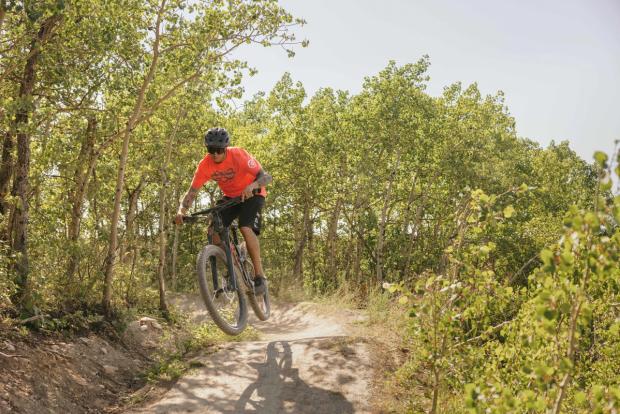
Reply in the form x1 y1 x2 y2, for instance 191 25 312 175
233 0 620 163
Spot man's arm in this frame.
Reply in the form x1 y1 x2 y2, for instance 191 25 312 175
241 169 272 201
254 169 272 187
175 187 199 224
179 187 199 213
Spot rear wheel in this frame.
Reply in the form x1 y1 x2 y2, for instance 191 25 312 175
196 245 248 335
243 259 270 321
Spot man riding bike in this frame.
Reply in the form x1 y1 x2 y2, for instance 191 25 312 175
175 127 272 294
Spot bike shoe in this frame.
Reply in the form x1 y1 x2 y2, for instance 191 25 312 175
253 275 267 296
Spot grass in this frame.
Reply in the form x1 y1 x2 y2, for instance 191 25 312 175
339 285 418 414
270 280 309 303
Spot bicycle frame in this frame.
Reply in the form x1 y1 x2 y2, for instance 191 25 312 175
189 197 253 295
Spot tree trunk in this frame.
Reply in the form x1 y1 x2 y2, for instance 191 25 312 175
157 181 169 314
399 178 427 280
9 14 63 309
324 198 342 280
292 200 310 281
354 220 364 284
156 107 184 314
66 116 98 285
102 129 131 314
0 1 6 33
399 201 425 279
0 131 14 219
171 224 180 290
91 170 101 238
10 115 32 306
102 0 165 315
306 212 316 282
375 149 401 285
121 177 145 263
170 184 180 290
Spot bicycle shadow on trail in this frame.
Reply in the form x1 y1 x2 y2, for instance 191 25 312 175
130 338 360 414
232 341 354 414
128 299 371 414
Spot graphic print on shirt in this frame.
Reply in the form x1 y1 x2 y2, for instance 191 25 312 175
211 168 235 183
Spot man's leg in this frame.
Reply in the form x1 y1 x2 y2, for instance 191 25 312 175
240 226 264 278
237 195 265 280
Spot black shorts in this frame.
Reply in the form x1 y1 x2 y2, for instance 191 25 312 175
218 195 265 235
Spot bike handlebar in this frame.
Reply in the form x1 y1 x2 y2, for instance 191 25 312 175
191 196 243 217
181 189 260 224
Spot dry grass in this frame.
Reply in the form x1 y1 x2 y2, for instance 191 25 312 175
315 284 424 413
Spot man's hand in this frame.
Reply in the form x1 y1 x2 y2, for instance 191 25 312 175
241 182 257 202
176 187 198 225
175 208 187 225
174 213 184 225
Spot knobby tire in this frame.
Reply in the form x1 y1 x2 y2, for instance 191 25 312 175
241 259 271 321
196 245 248 335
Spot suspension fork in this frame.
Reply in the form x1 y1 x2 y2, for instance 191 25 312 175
208 213 237 291
231 228 251 285
207 223 220 291
219 226 238 290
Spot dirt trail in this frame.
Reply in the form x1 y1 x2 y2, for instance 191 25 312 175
127 297 374 414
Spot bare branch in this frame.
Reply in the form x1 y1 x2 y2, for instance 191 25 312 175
0 351 27 358
18 313 50 324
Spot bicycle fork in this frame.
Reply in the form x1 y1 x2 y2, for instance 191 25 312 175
220 227 238 292
208 220 252 296
208 224 238 295
231 230 253 291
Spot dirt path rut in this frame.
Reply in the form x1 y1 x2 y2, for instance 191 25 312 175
128 300 374 414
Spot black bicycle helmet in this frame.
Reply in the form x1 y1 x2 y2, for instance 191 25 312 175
204 127 230 148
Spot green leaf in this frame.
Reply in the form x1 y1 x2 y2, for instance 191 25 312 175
592 385 604 399
574 391 587 405
540 249 554 265
593 151 608 167
560 251 574 266
584 212 599 227
600 172 612 191
398 296 409 305
503 205 515 218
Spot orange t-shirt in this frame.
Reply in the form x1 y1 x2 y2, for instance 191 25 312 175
190 147 267 198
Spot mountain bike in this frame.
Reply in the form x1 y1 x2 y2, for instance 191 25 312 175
183 196 270 335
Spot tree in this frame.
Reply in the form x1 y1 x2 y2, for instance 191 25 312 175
1 1 64 311
100 0 304 314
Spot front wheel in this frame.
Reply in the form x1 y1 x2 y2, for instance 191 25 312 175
196 245 248 335
242 259 270 321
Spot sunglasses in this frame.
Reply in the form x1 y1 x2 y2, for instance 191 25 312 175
207 147 226 155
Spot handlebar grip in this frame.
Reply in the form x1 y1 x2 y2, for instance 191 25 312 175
182 216 199 223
